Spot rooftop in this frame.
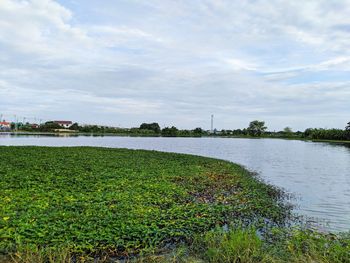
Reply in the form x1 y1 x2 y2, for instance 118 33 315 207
53 121 73 124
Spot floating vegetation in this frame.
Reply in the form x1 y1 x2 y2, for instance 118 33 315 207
1 147 348 262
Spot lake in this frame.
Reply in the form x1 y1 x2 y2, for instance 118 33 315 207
1 134 349 232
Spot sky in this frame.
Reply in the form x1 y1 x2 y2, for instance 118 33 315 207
1 0 350 131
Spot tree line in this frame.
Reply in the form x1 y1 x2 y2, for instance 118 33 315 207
219 120 350 141
5 120 350 141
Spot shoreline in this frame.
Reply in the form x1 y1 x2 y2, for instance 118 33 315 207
2 131 350 144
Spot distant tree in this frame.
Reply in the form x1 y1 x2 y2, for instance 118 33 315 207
345 122 350 140
346 122 350 131
179 129 191 136
69 123 80 130
231 129 239 136
311 128 348 140
283 127 292 133
247 120 267 136
139 123 161 133
10 122 16 130
283 127 293 137
161 126 178 137
303 128 315 138
193 127 203 135
38 122 62 132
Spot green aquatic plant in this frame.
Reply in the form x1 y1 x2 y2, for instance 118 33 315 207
0 146 287 259
2 147 348 262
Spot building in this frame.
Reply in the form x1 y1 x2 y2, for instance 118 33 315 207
0 121 11 131
53 121 73 129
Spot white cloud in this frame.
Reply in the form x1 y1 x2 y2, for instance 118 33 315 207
1 0 350 130
225 58 257 71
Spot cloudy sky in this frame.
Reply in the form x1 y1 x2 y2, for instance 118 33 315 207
1 0 350 130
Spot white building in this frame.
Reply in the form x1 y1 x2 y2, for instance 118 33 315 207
53 121 73 129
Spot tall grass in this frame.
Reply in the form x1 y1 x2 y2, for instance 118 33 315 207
187 226 350 263
191 226 263 263
2 226 349 263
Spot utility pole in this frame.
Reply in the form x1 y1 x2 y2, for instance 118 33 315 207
14 115 17 131
211 114 214 133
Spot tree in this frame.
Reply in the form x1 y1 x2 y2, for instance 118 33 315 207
69 123 80 130
193 127 203 135
283 127 293 137
139 123 161 133
346 122 350 131
10 122 16 130
283 127 292 133
161 126 178 137
247 120 267 137
38 122 62 132
303 128 315 138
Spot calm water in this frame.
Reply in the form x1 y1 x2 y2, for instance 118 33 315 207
1 134 350 232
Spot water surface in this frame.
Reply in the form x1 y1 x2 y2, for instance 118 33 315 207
1 134 349 232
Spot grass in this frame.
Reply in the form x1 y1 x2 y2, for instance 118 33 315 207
187 226 350 263
0 146 349 262
2 227 349 263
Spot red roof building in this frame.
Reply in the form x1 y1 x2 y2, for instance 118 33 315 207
0 122 11 130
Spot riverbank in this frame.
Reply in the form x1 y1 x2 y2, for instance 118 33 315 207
0 147 349 262
221 135 350 144
3 131 350 144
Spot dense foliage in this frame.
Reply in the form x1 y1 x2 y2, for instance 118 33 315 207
247 120 267 136
38 122 62 132
303 128 350 141
160 126 179 137
139 123 161 133
0 147 288 258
